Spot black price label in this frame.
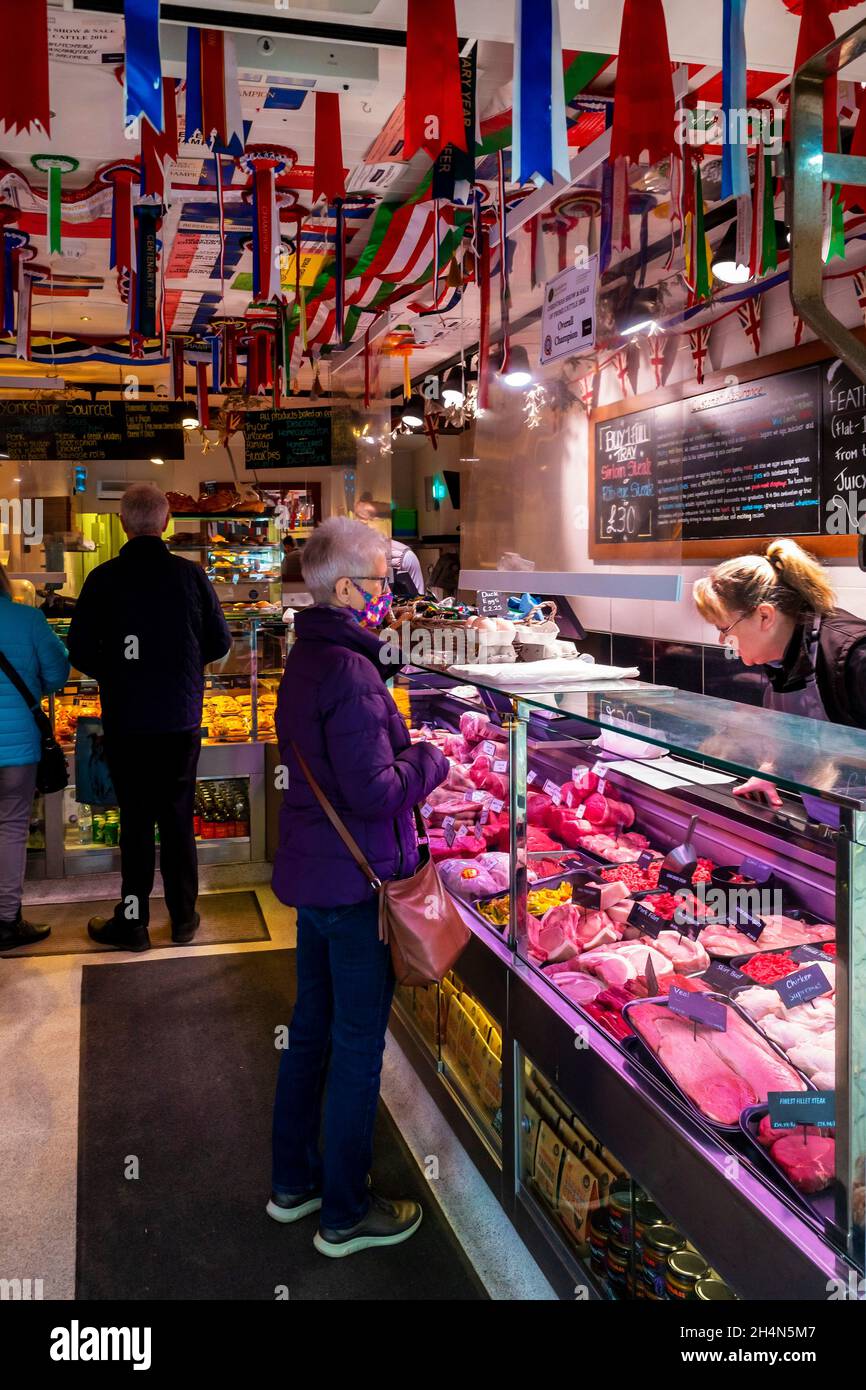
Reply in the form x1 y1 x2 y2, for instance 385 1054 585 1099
702 961 749 994
627 901 665 939
773 964 833 1008
658 867 693 894
727 908 765 942
477 590 504 617
768 1090 836 1129
638 851 655 871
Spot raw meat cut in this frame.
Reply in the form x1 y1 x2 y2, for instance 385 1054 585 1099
627 998 806 1125
787 1041 835 1078
648 931 710 973
629 1006 758 1124
771 1133 835 1194
735 987 788 1022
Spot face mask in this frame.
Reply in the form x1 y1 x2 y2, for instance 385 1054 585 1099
350 580 393 630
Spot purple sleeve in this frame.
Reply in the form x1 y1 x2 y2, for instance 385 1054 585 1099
324 689 449 820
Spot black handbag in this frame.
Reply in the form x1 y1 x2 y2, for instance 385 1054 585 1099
0 649 69 794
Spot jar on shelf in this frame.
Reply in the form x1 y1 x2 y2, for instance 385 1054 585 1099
642 1224 685 1300
665 1250 708 1301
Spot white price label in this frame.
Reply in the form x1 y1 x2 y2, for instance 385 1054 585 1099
572 767 585 786
551 793 562 806
480 809 490 825
443 816 455 832
490 798 504 813
527 770 537 784
421 803 433 819
455 823 469 839
493 759 508 773
444 824 457 847
543 779 561 799
471 789 486 803
576 802 586 818
481 740 496 757
597 778 607 796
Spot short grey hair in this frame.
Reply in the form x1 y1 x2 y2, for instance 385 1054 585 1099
121 482 170 536
302 516 388 604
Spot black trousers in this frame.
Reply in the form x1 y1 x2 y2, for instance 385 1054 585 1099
103 730 202 929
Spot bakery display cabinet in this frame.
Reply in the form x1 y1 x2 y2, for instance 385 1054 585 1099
388 669 866 1301
167 515 283 616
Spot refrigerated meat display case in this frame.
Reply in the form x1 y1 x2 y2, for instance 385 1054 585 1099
388 669 866 1301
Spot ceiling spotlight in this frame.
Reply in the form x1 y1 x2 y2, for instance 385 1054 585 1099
182 416 200 430
711 224 752 285
150 457 165 466
617 286 663 337
401 394 425 429
500 344 533 389
80 315 91 322
441 365 465 409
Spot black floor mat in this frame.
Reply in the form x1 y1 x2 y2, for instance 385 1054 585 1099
77 949 487 1301
7 891 269 957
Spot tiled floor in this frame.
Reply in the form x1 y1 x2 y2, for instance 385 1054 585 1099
3 875 552 1302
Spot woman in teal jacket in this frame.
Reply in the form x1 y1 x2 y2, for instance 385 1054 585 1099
0 563 69 948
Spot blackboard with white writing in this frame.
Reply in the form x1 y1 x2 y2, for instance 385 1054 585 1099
243 408 331 469
595 365 830 544
0 401 187 461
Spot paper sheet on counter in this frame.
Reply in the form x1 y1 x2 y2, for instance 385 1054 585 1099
604 756 738 790
447 658 640 688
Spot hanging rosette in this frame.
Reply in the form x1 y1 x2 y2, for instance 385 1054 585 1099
239 147 296 304
167 333 190 402
30 155 80 257
545 190 602 275
242 309 279 400
98 163 140 299
210 316 247 391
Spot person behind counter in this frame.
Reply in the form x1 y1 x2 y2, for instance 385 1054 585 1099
694 537 866 805
0 563 70 950
66 483 232 950
269 516 448 1257
353 499 425 600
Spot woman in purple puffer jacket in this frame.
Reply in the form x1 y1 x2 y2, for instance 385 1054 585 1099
268 517 448 1260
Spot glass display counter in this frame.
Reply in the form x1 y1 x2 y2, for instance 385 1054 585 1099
388 668 866 1300
166 515 283 616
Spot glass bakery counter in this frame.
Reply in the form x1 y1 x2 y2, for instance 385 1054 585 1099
388 668 866 1300
27 616 285 879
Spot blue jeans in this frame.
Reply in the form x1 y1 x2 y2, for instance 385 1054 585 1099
271 897 395 1230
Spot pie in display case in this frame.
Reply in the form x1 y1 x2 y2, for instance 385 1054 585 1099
387 667 866 1300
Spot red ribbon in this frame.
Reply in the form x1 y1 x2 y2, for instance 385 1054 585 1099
196 361 210 428
785 0 838 153
609 0 675 165
110 170 137 279
200 29 228 148
403 0 467 161
141 78 179 199
313 92 346 202
222 324 239 388
170 338 185 400
0 0 50 136
477 226 491 410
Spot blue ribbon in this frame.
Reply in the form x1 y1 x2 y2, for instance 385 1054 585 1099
721 0 749 200
210 333 221 391
514 0 554 185
185 26 203 142
600 161 613 274
124 0 164 133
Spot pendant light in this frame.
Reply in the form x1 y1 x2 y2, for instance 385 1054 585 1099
711 224 752 285
500 344 533 389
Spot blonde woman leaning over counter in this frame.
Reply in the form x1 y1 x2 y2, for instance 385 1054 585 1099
693 538 866 806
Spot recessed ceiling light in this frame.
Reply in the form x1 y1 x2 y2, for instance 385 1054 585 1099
150 457 165 466
80 315 91 322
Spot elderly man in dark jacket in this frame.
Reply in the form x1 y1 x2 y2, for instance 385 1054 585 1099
269 516 448 1258
67 482 231 950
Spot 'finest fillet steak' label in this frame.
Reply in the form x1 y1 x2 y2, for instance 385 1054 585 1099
767 1090 836 1129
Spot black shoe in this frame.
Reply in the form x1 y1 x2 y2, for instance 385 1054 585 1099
87 916 150 953
0 914 51 951
266 1189 323 1225
314 1192 423 1258
171 911 200 945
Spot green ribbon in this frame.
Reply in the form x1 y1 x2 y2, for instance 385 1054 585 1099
30 155 79 258
826 184 845 264
761 155 778 273
693 164 712 302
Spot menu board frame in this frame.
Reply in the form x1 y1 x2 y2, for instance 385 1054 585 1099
589 337 860 561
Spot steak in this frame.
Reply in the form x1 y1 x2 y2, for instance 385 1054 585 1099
770 1133 835 1194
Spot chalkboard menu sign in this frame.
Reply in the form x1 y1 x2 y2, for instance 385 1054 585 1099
0 401 187 461
594 367 823 545
243 408 331 469
822 359 866 535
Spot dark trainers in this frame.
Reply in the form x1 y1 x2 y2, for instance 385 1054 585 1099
87 916 151 953
266 1189 323 1225
0 915 51 950
314 1192 422 1258
171 911 200 945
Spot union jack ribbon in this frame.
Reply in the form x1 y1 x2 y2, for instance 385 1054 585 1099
613 349 630 398
736 297 762 356
853 270 866 328
688 324 711 385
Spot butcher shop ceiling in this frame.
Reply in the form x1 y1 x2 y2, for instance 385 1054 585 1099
2 1 866 396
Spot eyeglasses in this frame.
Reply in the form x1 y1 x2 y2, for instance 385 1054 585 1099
348 575 391 593
717 607 755 641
